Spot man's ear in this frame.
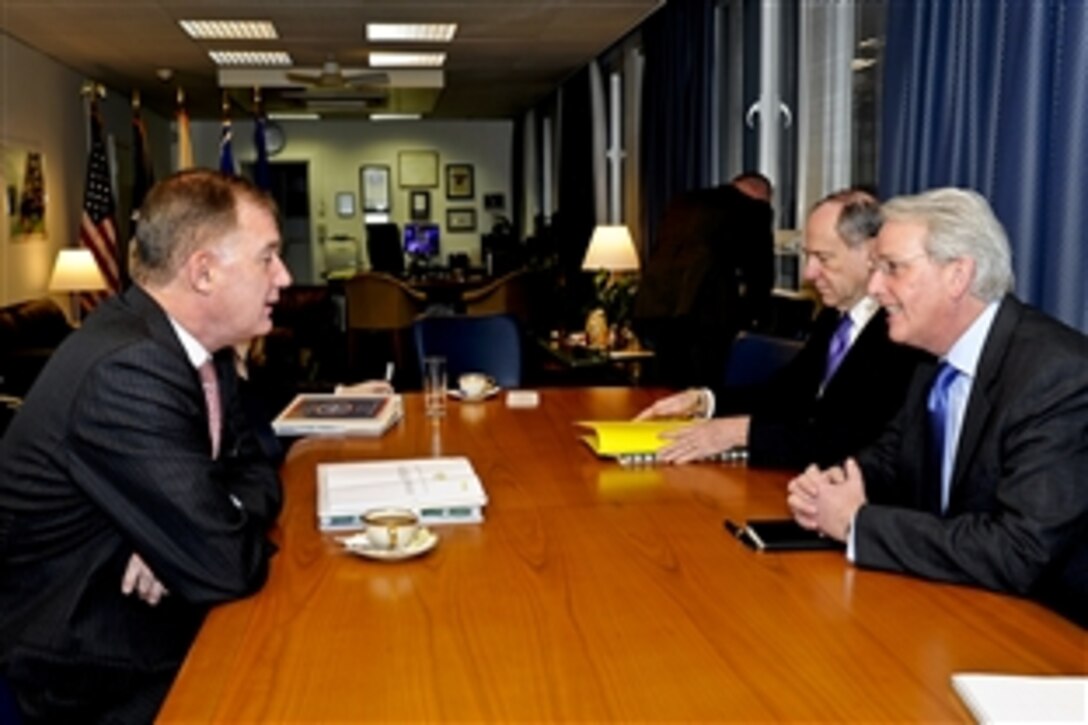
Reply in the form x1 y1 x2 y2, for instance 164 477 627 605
184 249 216 295
946 256 975 299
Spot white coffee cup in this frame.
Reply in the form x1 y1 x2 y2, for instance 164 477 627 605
458 372 492 399
362 508 420 551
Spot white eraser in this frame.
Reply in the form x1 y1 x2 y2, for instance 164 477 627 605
505 390 540 408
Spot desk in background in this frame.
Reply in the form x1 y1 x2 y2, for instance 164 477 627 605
159 389 1083 722
534 334 655 385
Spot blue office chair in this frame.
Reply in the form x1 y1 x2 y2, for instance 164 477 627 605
412 314 523 388
0 675 23 724
722 331 804 388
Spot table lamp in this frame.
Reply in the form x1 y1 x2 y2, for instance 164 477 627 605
581 225 640 349
49 248 107 324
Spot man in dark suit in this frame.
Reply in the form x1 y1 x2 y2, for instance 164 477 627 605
788 188 1088 627
634 172 776 387
0 170 291 721
638 189 927 469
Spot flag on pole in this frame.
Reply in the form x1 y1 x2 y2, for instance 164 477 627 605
176 89 193 171
80 99 120 310
253 104 271 191
126 93 154 287
219 116 236 175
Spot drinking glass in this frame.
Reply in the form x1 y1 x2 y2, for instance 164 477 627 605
423 356 447 418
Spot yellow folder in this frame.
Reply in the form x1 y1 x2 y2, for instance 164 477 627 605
576 420 695 458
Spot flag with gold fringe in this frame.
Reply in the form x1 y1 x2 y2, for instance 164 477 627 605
176 89 193 170
80 98 119 311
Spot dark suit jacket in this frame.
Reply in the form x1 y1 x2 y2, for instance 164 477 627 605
634 185 775 386
713 307 930 469
854 295 1088 627
0 286 283 718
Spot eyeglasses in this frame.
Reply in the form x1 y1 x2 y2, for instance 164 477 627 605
869 252 929 278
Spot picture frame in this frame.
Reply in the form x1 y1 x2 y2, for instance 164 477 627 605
445 163 474 200
335 191 356 218
410 190 431 221
446 207 477 232
397 150 439 188
360 165 391 213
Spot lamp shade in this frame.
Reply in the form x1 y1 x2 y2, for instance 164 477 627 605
581 225 639 272
48 248 108 292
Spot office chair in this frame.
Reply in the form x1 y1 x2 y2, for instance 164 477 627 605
412 313 523 388
0 675 22 724
461 268 531 321
722 331 804 388
365 223 405 276
343 272 427 383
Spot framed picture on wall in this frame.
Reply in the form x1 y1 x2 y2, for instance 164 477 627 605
445 163 474 200
360 165 391 213
446 207 477 232
335 192 356 218
397 150 439 188
410 190 431 221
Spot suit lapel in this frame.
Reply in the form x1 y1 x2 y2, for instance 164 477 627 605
949 296 1021 499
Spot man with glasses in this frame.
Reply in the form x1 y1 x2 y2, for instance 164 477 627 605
637 189 927 469
788 187 1088 627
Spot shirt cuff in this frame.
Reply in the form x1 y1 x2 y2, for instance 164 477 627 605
701 388 716 418
845 508 860 563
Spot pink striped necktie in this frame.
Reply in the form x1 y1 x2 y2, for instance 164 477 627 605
198 360 222 459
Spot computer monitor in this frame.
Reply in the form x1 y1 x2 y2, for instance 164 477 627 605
404 223 440 259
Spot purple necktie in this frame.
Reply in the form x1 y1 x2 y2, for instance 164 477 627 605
822 314 853 388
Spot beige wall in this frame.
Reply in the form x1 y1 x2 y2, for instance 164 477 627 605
0 32 87 307
0 32 171 309
189 118 514 284
0 30 514 300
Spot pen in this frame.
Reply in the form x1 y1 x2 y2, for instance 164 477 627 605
724 519 744 538
384 362 395 383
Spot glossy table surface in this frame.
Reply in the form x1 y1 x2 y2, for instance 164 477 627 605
159 388 1085 722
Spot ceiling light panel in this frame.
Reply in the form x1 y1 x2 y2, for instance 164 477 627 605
370 113 423 121
180 20 278 40
366 23 457 42
209 50 293 67
369 52 446 68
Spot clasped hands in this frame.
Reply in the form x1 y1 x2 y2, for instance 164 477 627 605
634 389 749 464
787 458 867 542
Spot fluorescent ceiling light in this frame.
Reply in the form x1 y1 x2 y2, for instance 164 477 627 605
268 112 320 121
180 20 277 40
369 52 446 68
366 23 457 42
370 113 422 121
209 50 293 67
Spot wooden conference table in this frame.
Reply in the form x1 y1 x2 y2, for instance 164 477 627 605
159 388 1084 722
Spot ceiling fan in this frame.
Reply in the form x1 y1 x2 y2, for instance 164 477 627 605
285 56 389 91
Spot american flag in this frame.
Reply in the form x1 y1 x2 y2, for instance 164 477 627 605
81 100 119 310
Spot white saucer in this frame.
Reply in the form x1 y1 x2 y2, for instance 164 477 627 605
339 528 439 561
448 385 501 402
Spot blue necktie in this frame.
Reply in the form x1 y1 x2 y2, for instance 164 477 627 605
927 362 961 513
822 314 853 388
